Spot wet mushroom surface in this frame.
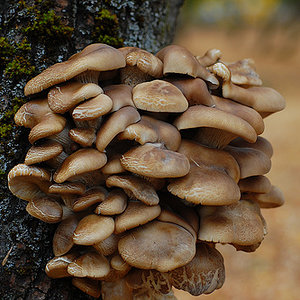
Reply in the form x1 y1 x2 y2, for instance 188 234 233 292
7 42 285 299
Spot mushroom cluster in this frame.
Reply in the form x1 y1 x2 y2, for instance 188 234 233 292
8 43 285 299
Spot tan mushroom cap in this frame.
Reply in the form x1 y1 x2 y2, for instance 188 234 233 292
106 174 159 206
72 186 107 212
67 251 110 278
73 214 115 245
239 175 272 194
174 104 257 148
198 200 267 251
167 140 240 205
101 154 126 175
230 136 273 158
169 243 225 295
242 185 284 208
211 62 285 115
227 58 262 86
103 84 134 112
95 189 127 215
156 45 218 88
167 77 215 107
26 197 63 223
72 277 101 298
14 98 67 144
24 43 126 96
72 94 113 121
69 127 96 147
48 82 103 114
118 220 196 272
8 164 51 201
53 148 107 183
225 145 271 179
48 182 86 195
53 215 79 256
196 48 222 67
132 80 188 112
93 233 122 256
115 201 161 234
95 106 141 152
120 143 190 178
212 95 264 135
25 141 63 165
45 253 77 278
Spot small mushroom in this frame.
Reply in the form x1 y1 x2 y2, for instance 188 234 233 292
72 277 101 298
196 48 222 67
45 253 77 278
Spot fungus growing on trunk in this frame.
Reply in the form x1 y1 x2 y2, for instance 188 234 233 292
8 42 285 299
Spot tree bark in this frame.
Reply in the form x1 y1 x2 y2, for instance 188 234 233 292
0 1 184 299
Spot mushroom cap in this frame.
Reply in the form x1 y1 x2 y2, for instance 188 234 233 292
103 84 134 112
48 182 86 195
115 201 161 234
101 278 133 300
45 253 77 278
73 214 115 245
196 48 222 67
26 197 63 223
69 127 96 147
225 145 271 179
239 175 272 194
101 154 126 175
120 143 190 178
132 80 188 113
93 233 122 256
48 82 103 114
24 43 126 96
72 93 113 121
242 185 284 208
174 105 257 146
24 141 64 165
8 164 51 201
227 58 262 86
169 243 225 295
118 220 196 272
106 174 159 206
67 251 110 278
95 189 127 215
95 106 141 152
198 199 267 250
53 148 107 183
53 215 79 256
156 45 218 88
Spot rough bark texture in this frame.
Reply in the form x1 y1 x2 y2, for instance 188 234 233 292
0 0 184 299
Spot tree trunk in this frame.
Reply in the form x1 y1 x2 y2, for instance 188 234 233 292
0 1 184 299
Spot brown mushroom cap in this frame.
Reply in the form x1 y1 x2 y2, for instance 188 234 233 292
101 154 126 175
69 127 96 147
169 243 225 295
174 104 257 148
24 43 126 96
45 253 77 278
73 214 115 245
95 106 141 152
48 82 103 114
239 175 272 194
196 48 222 67
8 164 51 201
53 148 107 183
48 182 86 195
25 141 64 165
93 233 122 256
26 197 63 223
156 45 218 88
120 143 190 178
198 199 267 251
95 189 127 215
115 201 161 234
67 251 110 278
132 80 188 113
106 174 159 206
168 140 240 205
53 215 79 256
118 220 196 272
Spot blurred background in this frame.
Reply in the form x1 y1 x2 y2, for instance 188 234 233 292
173 0 300 299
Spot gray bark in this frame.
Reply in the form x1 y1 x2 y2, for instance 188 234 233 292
0 0 184 299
